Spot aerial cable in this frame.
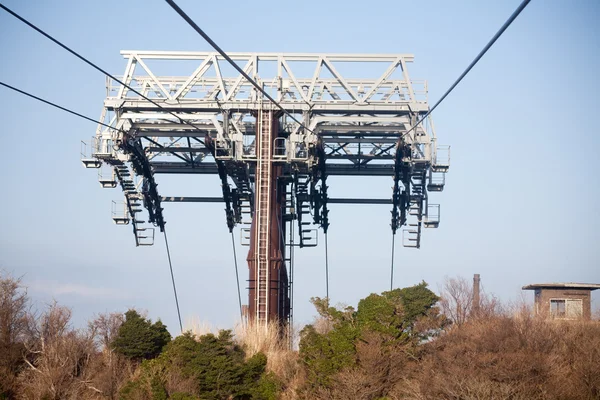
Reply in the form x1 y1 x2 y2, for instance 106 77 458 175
230 232 244 323
289 218 295 330
276 214 296 327
163 229 184 333
0 79 185 333
0 3 208 142
401 0 531 139
0 81 122 132
389 0 530 289
164 0 315 135
0 4 197 334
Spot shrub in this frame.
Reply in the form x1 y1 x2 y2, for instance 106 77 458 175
299 282 443 394
393 314 600 400
120 330 273 399
112 310 171 361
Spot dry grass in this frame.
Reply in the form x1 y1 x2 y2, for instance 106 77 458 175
398 314 600 400
181 318 304 398
182 292 600 400
234 321 303 399
184 316 221 337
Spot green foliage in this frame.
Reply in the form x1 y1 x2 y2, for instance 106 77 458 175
120 330 273 400
356 281 441 340
170 393 201 400
150 376 168 400
356 293 401 337
251 372 282 400
112 310 171 361
391 281 440 325
299 322 359 387
299 282 441 389
119 379 145 400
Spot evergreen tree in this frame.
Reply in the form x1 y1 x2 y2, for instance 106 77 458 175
299 282 443 387
112 310 171 361
119 330 274 399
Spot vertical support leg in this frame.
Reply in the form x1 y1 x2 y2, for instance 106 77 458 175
247 108 289 326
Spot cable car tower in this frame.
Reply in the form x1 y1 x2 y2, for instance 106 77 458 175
81 51 450 326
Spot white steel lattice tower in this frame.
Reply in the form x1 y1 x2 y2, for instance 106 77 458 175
84 51 450 325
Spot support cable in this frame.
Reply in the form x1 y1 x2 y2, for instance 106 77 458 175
0 81 122 132
230 232 244 323
163 229 183 333
325 232 329 301
289 216 295 337
3 76 184 337
0 3 208 142
390 232 396 291
276 209 294 330
2 80 183 330
164 0 315 135
401 0 531 139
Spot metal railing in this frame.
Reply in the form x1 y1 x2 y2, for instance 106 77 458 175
433 145 451 170
111 200 129 225
80 138 101 168
273 138 287 160
424 204 440 228
98 165 117 188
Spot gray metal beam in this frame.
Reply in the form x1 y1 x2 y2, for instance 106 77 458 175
161 196 392 204
151 161 396 176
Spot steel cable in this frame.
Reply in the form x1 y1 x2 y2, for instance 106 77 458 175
163 229 184 333
164 0 315 135
230 232 244 323
0 3 209 142
0 79 185 334
390 232 396 291
325 232 329 301
401 0 531 139
0 81 122 132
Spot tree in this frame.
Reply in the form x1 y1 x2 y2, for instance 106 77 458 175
356 282 441 340
87 312 134 399
438 276 502 326
438 276 473 326
0 271 33 398
18 302 97 400
299 282 444 394
111 310 171 361
120 330 274 400
166 330 269 399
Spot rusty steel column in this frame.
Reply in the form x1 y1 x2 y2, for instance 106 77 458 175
246 109 289 324
473 273 481 314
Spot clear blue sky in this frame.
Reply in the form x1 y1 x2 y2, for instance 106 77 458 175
0 0 598 333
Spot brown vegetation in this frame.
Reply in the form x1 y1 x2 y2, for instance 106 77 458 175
234 322 303 399
1 271 598 399
0 271 135 400
397 313 600 399
298 279 600 400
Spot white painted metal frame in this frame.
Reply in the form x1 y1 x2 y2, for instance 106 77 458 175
95 51 441 170
86 51 450 252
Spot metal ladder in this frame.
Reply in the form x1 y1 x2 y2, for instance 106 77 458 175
294 174 315 247
403 165 426 248
254 107 273 323
231 163 254 245
114 164 154 246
